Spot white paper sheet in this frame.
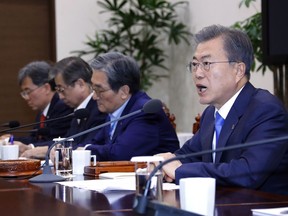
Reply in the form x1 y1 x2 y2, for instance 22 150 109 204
252 207 288 216
57 178 179 192
99 172 135 179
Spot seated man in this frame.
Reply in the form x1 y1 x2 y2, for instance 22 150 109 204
21 57 107 158
2 61 73 155
157 25 288 195
79 52 180 161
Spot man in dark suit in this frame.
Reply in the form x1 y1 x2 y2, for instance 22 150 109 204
52 56 107 145
21 57 107 158
9 61 73 155
78 52 179 161
158 25 288 195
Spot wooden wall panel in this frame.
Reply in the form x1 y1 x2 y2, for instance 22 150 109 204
0 0 55 128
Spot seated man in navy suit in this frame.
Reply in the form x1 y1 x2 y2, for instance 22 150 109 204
78 52 180 161
157 25 288 195
21 57 107 158
4 61 73 155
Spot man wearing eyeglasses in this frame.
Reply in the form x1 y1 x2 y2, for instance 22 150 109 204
3 61 73 156
157 25 288 195
20 57 107 158
77 52 180 161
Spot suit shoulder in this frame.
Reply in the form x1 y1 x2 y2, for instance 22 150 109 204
252 88 286 111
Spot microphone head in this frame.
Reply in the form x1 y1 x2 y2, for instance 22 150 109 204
9 121 20 128
142 99 162 114
74 108 89 119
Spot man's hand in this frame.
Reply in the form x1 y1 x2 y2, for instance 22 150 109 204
13 141 32 155
21 146 48 159
155 152 182 182
0 134 11 145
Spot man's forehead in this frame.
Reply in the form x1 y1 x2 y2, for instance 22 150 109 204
194 39 226 60
92 71 109 84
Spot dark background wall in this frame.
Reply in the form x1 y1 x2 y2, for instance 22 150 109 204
0 0 55 126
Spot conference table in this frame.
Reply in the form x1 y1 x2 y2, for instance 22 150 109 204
1 173 288 216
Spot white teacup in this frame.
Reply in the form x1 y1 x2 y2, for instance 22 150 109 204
0 137 10 159
180 177 216 216
72 150 96 175
2 145 19 160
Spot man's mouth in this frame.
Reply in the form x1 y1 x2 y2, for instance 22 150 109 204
196 84 207 93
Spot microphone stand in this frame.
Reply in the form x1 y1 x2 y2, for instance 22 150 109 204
134 135 288 215
0 113 74 134
29 99 162 183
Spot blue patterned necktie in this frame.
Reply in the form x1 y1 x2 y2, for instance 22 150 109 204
109 115 116 140
215 112 224 146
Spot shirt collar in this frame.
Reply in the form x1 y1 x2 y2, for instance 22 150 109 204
42 103 50 117
216 86 245 119
75 92 94 111
109 97 131 120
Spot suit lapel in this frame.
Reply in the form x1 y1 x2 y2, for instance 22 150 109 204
46 93 58 120
109 92 144 143
201 118 215 162
214 82 256 163
199 107 215 162
215 108 240 163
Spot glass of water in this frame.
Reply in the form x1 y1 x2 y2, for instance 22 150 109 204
53 138 74 178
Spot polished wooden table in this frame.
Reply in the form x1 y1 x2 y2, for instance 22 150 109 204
1 175 288 216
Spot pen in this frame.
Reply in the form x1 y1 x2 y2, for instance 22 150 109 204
9 135 14 145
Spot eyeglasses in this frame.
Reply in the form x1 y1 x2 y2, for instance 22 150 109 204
55 86 68 94
91 86 111 96
186 61 238 73
55 80 77 94
20 85 43 99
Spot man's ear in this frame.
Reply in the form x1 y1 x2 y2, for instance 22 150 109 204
236 62 246 80
119 85 130 100
43 82 52 94
75 78 85 88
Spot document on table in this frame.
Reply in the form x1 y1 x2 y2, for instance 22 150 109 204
57 175 179 192
251 207 288 216
99 172 135 179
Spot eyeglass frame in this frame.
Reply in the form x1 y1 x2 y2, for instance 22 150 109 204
186 60 239 73
20 84 45 99
55 80 77 94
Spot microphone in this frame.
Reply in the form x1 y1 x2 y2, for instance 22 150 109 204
133 135 288 215
74 108 89 119
0 109 88 134
29 99 163 183
11 128 50 136
1 121 20 128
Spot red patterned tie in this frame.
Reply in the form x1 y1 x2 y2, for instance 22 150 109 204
40 114 46 128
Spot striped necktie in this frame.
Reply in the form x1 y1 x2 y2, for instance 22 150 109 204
109 115 117 140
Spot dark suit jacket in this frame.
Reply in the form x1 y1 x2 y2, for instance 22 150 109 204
17 93 73 147
175 82 288 195
66 98 107 149
86 91 180 161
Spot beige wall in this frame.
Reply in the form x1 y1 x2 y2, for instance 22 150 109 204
55 0 273 132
